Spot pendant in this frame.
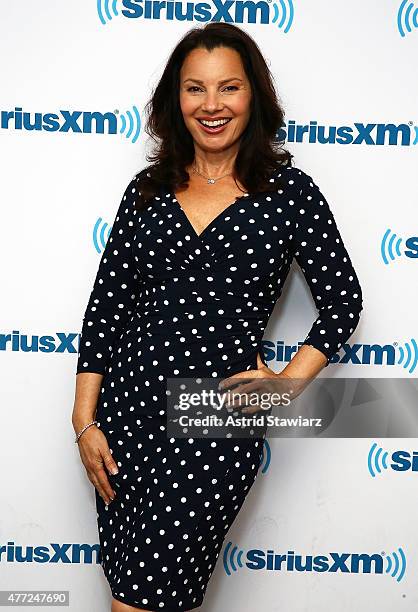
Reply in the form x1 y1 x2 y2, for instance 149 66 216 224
208 178 215 184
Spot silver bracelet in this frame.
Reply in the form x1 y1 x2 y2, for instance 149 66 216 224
75 420 98 443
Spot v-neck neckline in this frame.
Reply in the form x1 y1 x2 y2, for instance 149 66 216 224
171 191 250 240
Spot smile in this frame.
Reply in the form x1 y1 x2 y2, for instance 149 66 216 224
197 118 232 127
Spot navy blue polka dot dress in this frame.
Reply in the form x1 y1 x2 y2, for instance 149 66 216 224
76 162 363 610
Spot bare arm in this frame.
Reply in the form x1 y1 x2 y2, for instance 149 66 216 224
71 372 103 433
281 343 327 380
71 372 120 506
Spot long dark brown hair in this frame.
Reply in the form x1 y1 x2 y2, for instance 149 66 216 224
135 22 293 211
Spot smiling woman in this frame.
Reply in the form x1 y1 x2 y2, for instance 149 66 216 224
73 21 363 612
170 43 258 234
179 46 251 150
135 21 292 204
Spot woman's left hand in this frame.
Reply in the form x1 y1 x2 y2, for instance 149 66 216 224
218 352 294 415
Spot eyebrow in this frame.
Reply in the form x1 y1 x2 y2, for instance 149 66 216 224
183 77 243 85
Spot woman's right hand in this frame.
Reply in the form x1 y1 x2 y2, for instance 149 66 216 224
75 425 119 506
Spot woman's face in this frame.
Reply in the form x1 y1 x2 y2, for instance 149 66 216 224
179 46 252 154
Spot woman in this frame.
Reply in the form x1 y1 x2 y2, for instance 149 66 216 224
72 22 363 612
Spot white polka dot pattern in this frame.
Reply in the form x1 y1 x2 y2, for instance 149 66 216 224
289 168 363 365
76 163 363 376
77 177 142 375
74 162 363 610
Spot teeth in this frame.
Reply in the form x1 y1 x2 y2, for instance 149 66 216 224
200 118 231 127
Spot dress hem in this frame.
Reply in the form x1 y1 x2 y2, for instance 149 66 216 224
111 590 203 611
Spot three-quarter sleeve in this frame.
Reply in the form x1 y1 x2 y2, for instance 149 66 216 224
76 174 141 375
289 169 363 367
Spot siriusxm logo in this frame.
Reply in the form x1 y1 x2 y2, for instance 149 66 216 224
397 0 418 37
1 105 141 143
368 442 418 477
260 439 271 474
97 0 294 31
5 109 417 148
93 217 112 254
264 339 418 374
277 120 418 146
0 541 100 564
381 228 418 264
4 333 418 375
223 543 407 582
0 331 78 354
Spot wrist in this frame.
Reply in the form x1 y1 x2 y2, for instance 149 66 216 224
74 420 98 444
277 369 292 379
72 410 96 433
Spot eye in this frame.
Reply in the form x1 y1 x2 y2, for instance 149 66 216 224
186 85 239 93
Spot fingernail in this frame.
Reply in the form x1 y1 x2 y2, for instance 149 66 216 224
111 467 119 475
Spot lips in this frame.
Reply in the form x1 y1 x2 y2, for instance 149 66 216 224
195 118 233 137
196 118 232 135
197 118 232 126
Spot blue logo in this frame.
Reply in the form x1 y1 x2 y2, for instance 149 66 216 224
0 541 100 564
1 105 141 143
259 439 271 474
223 542 407 581
368 442 418 477
0 331 78 354
263 339 418 374
93 217 112 254
277 120 418 146
381 228 418 264
368 442 389 477
397 339 418 373
397 0 418 37
97 0 295 31
3 332 418 375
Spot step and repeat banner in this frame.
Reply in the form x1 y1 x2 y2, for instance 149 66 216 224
1 1 417 610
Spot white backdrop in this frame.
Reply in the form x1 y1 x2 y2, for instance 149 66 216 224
1 1 417 610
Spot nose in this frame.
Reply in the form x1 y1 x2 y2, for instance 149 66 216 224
200 89 223 113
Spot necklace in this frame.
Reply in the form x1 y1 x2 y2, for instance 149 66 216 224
192 162 233 184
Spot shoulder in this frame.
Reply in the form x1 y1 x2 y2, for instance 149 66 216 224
268 162 336 227
120 165 161 216
117 168 147 198
120 166 155 205
112 168 153 222
131 165 160 200
132 165 155 182
271 161 319 194
270 163 331 215
123 166 154 195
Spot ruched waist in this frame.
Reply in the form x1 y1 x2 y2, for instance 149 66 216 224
135 279 274 325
